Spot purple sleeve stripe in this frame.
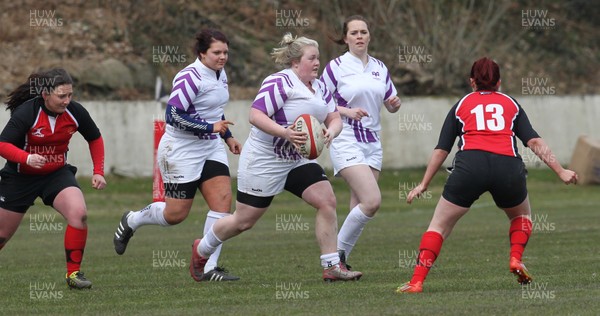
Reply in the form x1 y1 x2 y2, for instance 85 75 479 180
274 77 288 103
322 86 333 104
268 85 280 111
384 72 395 99
190 67 202 79
257 85 272 95
168 95 184 109
180 67 202 80
384 86 394 100
324 91 332 104
255 83 279 113
258 77 287 112
334 57 341 66
271 73 293 88
325 64 338 87
273 108 288 126
370 57 383 67
314 79 323 90
174 73 199 95
334 91 348 107
251 96 269 114
262 78 280 86
278 73 294 88
262 76 290 92
171 81 193 108
180 66 194 74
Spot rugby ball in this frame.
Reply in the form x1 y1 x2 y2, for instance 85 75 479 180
294 114 325 159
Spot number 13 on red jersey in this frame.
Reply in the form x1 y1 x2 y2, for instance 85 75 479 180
470 103 505 131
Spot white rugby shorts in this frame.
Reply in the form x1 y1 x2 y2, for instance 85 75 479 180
157 132 228 184
236 138 313 197
329 127 383 176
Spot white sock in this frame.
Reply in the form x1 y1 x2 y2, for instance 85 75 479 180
320 252 340 268
337 205 372 259
203 210 230 272
127 202 169 230
198 226 222 258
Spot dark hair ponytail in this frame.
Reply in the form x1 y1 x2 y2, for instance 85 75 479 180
470 57 500 91
5 68 73 113
329 15 370 49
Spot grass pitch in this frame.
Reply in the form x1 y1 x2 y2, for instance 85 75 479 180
1 168 599 315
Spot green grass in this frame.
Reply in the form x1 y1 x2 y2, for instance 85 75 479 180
1 168 599 315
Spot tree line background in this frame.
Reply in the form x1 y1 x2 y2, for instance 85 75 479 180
1 0 598 100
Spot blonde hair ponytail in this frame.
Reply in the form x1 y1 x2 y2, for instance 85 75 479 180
271 33 318 68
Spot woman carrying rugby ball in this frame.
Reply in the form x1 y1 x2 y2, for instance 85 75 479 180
195 33 363 282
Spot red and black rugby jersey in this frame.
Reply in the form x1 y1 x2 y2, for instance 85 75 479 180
435 91 539 157
0 97 103 175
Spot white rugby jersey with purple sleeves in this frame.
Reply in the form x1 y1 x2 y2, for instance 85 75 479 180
250 68 337 160
166 58 228 140
320 52 397 142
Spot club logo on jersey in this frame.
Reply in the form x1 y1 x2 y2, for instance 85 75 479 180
32 127 45 137
372 71 380 78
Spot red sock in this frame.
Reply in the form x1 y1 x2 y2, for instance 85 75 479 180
509 216 532 261
410 231 444 284
65 225 87 274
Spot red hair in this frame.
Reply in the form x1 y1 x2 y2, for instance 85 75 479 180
470 57 500 91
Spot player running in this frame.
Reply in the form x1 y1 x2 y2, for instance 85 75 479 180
195 33 363 282
320 15 401 272
0 68 106 289
113 29 242 282
396 57 578 293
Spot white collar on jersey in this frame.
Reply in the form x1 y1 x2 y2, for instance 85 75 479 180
344 51 370 69
194 58 224 80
